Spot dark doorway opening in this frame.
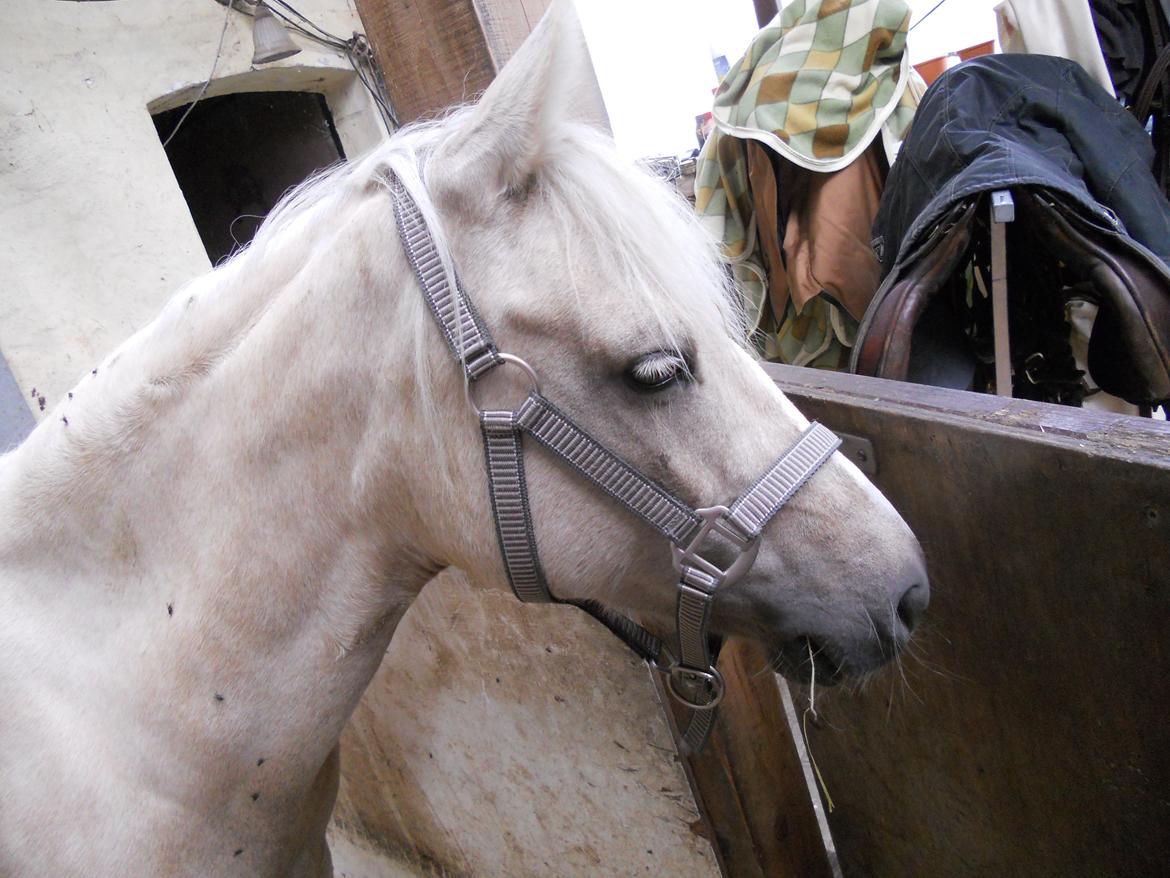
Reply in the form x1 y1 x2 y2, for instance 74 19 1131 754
153 91 346 265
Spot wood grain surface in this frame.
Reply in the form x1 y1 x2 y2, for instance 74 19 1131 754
766 364 1170 878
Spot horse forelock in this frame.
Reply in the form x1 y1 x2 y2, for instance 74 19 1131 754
531 123 748 348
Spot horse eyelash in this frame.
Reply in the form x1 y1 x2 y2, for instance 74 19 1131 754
630 352 686 384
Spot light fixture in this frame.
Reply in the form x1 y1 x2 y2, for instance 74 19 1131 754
251 2 301 65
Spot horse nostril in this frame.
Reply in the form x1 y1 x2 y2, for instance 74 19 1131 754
896 582 928 634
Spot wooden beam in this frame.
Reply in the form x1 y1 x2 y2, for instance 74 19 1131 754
474 0 552 68
352 0 498 124
753 0 779 27
351 0 607 133
662 641 839 878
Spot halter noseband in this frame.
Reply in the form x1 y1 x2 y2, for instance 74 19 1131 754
389 173 840 751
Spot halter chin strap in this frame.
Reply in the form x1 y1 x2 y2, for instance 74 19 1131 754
388 172 841 752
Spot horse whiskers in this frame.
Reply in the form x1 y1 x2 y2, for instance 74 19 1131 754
916 618 955 648
900 636 969 683
890 658 923 711
767 649 788 675
846 667 878 699
895 614 967 679
888 600 916 698
860 605 885 657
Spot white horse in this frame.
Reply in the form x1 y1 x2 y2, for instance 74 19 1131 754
0 3 926 875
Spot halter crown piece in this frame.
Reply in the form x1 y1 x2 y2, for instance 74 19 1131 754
389 173 841 752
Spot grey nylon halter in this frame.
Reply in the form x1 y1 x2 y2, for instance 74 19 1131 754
389 172 841 752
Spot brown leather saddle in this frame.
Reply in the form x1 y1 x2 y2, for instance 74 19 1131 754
851 188 1170 407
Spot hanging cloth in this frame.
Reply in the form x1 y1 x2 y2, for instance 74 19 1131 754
695 0 920 365
1088 0 1150 104
995 0 1116 97
747 140 888 367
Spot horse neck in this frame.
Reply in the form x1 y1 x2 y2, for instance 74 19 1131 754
0 190 456 791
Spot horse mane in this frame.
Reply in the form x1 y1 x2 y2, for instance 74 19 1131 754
238 110 747 358
527 123 748 347
220 109 749 451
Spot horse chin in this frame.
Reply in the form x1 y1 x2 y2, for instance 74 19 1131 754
707 588 876 685
768 636 848 686
767 636 903 693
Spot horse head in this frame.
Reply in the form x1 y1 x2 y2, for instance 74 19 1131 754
402 0 928 684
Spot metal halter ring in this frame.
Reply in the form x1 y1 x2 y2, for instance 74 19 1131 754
466 353 541 416
666 665 726 711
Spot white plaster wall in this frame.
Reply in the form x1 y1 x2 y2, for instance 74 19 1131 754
0 0 384 411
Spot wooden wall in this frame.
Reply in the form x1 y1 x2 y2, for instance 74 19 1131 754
765 364 1170 877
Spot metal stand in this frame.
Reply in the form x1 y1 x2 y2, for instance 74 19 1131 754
990 190 1015 397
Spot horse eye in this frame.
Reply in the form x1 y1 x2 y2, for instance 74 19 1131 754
624 351 691 393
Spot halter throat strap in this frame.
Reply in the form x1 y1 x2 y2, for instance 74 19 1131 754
388 171 840 752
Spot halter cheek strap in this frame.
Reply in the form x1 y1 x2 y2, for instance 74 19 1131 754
389 172 840 752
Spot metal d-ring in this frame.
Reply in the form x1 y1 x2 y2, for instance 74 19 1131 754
466 353 542 416
666 664 726 711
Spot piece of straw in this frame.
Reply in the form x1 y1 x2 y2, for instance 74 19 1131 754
802 640 835 812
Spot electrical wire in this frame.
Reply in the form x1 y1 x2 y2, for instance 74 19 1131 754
264 2 399 128
268 0 349 45
164 1 399 141
160 1 234 149
909 0 951 32
350 51 399 129
269 6 347 50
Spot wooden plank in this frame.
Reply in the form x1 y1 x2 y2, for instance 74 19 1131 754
762 363 1170 877
763 364 1170 463
352 0 497 124
473 0 551 68
667 640 838 878
753 0 779 27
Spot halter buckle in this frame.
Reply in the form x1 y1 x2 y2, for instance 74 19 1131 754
671 505 761 590
666 665 725 710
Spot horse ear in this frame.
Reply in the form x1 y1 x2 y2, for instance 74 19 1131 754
428 0 607 204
